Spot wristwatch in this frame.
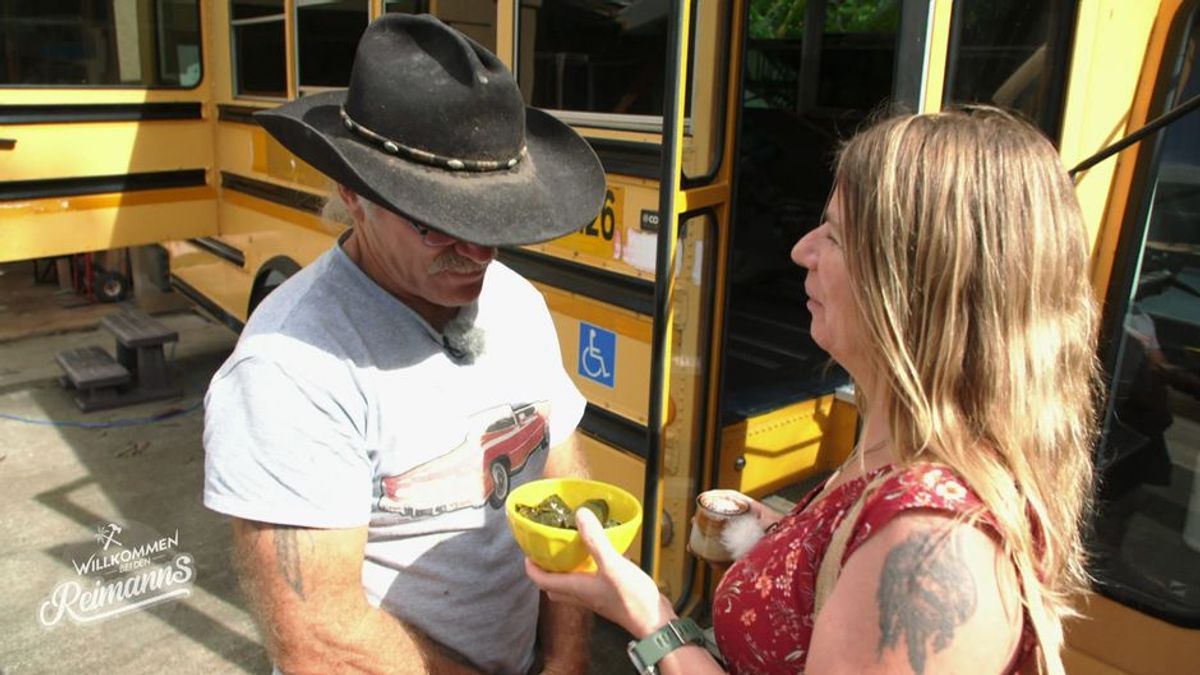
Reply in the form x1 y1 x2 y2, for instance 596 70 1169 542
626 617 707 675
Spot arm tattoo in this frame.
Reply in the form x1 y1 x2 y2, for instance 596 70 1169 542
273 527 307 600
876 530 976 674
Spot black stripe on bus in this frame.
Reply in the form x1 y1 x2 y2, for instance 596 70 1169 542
585 137 662 180
189 237 246 268
0 103 203 125
0 169 207 201
170 274 245 334
217 104 263 125
498 247 654 316
220 171 324 215
579 403 649 459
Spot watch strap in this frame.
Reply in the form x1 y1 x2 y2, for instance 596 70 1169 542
626 617 707 674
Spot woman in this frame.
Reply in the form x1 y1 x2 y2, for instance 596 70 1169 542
526 108 1099 674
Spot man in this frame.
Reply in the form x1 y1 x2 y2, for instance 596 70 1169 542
203 14 606 674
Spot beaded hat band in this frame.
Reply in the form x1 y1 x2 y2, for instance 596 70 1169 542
340 107 525 172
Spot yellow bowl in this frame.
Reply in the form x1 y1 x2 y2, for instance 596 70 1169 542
506 478 643 572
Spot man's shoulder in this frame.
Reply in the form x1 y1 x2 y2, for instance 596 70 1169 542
222 253 365 378
241 252 337 336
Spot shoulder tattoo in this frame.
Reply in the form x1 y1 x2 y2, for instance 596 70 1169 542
876 530 977 674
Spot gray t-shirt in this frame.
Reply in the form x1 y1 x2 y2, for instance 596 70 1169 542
203 242 585 674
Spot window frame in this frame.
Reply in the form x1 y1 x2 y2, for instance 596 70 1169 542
292 0 370 97
1092 0 1200 629
941 0 1078 143
229 1 288 100
508 0 725 139
0 0 205 90
381 0 430 13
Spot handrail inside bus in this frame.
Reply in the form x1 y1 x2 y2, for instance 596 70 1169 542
1069 92 1200 177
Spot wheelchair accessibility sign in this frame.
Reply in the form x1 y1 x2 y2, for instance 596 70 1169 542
578 322 616 388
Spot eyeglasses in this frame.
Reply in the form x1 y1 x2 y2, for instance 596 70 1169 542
408 218 458 248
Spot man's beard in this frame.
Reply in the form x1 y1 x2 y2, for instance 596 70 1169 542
443 311 485 363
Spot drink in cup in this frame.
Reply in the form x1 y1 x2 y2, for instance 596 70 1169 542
688 489 753 563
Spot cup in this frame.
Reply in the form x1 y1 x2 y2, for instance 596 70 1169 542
688 489 753 563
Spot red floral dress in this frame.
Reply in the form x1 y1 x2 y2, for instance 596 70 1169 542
711 464 1035 674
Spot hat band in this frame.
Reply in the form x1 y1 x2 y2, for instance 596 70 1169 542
340 108 525 172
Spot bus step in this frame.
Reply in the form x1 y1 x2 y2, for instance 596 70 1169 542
100 309 178 348
56 346 130 389
55 346 132 412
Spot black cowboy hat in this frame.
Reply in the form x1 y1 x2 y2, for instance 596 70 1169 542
255 14 606 247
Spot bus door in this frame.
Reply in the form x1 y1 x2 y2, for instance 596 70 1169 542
0 1 216 263
717 0 1089 504
1068 0 1200 671
499 0 737 602
715 0 941 516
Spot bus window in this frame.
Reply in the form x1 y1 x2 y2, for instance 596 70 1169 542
943 0 1076 142
0 0 201 87
388 1 495 54
725 0 901 420
746 0 899 114
296 0 368 93
231 0 286 97
383 1 429 14
683 0 733 181
516 0 669 125
1093 5 1200 627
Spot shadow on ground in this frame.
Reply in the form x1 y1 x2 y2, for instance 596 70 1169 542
0 311 269 674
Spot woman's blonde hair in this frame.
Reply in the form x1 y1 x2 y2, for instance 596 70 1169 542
835 107 1100 672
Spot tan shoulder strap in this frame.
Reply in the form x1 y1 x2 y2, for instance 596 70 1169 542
813 470 894 618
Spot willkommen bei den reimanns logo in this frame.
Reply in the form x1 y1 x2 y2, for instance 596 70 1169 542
38 520 195 627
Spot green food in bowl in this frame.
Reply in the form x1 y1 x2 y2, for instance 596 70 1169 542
505 478 643 572
515 495 622 530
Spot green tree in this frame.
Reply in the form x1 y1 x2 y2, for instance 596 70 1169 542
748 0 899 40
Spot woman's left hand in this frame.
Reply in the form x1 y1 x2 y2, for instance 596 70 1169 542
525 508 677 639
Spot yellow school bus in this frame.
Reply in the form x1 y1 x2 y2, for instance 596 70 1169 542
3 1 1198 672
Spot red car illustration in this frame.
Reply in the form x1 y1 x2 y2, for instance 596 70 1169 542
379 402 550 517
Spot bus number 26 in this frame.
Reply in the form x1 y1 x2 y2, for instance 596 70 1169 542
580 190 616 240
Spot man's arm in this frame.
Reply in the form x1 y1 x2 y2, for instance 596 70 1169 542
536 432 592 674
231 518 481 675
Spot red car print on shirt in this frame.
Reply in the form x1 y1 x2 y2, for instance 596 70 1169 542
378 401 550 518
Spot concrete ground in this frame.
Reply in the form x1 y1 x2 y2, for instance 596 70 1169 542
0 262 631 675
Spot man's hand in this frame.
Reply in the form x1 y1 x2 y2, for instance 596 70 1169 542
231 519 480 675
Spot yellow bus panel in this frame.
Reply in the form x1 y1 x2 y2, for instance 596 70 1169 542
579 433 646 567
0 120 214 182
718 395 858 498
537 283 652 427
526 175 659 281
163 241 254 323
2 188 216 262
1060 0 1161 253
1066 592 1200 675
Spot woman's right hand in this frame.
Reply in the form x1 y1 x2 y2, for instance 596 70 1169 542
525 508 677 639
746 498 787 530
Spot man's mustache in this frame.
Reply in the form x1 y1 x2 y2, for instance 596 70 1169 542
428 252 488 274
